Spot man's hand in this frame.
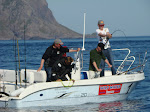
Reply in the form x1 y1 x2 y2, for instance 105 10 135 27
56 79 62 82
37 67 42 72
108 65 112 68
97 68 102 72
77 48 80 51
106 32 112 39
71 79 75 83
37 59 44 72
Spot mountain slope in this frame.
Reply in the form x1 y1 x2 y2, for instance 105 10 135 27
0 0 82 40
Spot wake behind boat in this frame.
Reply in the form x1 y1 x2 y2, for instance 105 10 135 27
0 48 146 108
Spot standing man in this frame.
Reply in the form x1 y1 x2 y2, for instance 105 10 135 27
89 43 112 79
37 39 80 82
96 20 116 77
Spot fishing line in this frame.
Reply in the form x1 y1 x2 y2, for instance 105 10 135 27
105 29 127 46
111 29 133 73
111 29 131 48
111 29 126 37
112 30 147 70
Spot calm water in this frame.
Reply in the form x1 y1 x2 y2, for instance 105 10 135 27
0 36 150 111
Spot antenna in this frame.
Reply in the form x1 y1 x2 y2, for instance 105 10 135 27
82 13 86 51
81 13 86 69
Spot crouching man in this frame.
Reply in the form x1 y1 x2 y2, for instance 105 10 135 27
51 56 75 81
89 43 112 79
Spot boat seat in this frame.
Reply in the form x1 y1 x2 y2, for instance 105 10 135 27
21 69 47 83
104 70 112 77
0 69 35 83
0 69 16 82
86 70 112 79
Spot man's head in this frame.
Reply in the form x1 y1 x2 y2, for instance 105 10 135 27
98 20 105 29
97 43 104 52
54 39 63 49
65 56 74 65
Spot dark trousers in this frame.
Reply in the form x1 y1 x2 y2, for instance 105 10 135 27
44 66 52 82
100 48 116 77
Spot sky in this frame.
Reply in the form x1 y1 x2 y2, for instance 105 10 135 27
46 0 150 36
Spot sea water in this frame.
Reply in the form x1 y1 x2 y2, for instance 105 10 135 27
0 36 150 112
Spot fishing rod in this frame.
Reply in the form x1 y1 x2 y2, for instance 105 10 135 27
105 29 127 47
15 38 18 90
12 24 19 90
24 20 27 88
17 39 22 87
141 50 147 72
13 25 18 90
117 60 147 75
0 72 2 93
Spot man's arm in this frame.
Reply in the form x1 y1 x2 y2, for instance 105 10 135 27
37 59 45 72
104 59 112 68
93 62 102 72
90 50 101 72
98 32 112 38
69 48 80 52
97 28 112 39
106 32 112 39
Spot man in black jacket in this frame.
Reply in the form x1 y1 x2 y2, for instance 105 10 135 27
51 56 74 81
37 39 80 82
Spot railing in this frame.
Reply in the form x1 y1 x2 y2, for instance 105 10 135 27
112 48 135 73
74 48 138 74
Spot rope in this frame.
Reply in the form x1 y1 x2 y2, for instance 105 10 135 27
60 79 75 87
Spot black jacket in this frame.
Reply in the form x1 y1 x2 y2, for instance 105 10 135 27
42 45 69 67
51 58 74 81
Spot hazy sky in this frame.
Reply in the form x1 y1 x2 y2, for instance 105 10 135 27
46 0 150 36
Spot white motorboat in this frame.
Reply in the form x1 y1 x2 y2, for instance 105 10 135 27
0 13 146 108
0 48 146 108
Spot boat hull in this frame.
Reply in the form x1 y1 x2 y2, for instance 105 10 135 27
1 82 138 108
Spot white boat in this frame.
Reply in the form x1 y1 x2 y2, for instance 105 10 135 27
0 13 146 108
0 48 146 108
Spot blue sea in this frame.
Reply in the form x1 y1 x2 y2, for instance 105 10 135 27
0 36 150 112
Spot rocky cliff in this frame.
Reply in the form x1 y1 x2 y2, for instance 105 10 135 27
0 0 82 40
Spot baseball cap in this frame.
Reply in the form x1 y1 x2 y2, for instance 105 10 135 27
54 39 63 45
98 43 104 49
98 20 104 25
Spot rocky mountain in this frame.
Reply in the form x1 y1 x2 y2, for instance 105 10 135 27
0 0 82 40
